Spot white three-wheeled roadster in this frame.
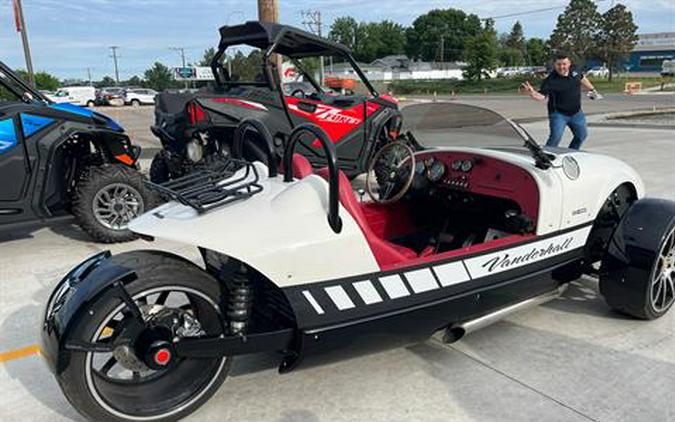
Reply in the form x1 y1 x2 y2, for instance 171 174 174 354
41 103 675 421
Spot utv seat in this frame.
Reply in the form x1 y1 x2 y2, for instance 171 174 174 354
315 168 417 267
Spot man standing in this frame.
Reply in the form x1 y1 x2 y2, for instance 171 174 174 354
522 53 601 149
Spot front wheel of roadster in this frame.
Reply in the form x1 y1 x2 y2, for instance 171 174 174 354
57 251 231 422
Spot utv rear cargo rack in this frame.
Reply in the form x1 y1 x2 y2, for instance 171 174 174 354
146 160 263 213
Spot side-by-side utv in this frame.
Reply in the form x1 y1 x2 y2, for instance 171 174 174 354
0 61 153 242
149 21 409 183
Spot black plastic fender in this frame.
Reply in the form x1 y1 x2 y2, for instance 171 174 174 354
599 198 675 317
40 251 136 374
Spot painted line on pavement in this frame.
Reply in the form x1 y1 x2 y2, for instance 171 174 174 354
0 345 41 363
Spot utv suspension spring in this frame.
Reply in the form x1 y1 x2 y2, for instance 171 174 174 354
227 267 253 335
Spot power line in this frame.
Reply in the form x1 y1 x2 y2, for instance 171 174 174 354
484 0 610 20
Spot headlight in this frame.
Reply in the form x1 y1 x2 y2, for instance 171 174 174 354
186 139 204 163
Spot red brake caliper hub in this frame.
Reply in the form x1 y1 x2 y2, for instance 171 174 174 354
145 340 175 370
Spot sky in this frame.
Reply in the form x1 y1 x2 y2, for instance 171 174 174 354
0 0 673 80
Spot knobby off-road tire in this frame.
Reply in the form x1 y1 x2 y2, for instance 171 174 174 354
149 150 172 184
55 251 231 422
72 164 152 243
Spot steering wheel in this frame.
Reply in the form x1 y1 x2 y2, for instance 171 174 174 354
366 141 416 204
290 89 306 98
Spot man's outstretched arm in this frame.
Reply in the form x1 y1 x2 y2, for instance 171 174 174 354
521 81 547 101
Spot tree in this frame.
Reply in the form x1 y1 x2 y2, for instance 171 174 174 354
463 20 498 80
405 8 482 62
14 69 60 91
125 76 143 87
199 47 223 67
499 48 525 67
96 76 117 88
526 38 547 65
595 3 638 81
328 17 359 52
548 0 601 66
143 62 178 92
505 21 526 53
329 18 406 62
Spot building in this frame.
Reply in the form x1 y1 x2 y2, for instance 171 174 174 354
626 32 675 72
324 55 466 81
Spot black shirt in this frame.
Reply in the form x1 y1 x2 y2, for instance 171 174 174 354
539 70 583 116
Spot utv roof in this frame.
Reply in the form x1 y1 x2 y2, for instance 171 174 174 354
218 21 352 58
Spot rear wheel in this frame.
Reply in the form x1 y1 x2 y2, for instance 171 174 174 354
130 99 141 108
87 100 96 108
73 165 152 243
56 251 230 422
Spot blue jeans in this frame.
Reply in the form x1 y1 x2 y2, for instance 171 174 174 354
546 111 587 149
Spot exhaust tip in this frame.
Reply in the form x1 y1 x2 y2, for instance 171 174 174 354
442 326 465 344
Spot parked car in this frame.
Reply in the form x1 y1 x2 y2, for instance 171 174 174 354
661 60 675 77
47 86 96 107
0 61 153 242
124 88 157 106
586 66 609 78
95 87 125 106
42 101 675 421
149 21 407 184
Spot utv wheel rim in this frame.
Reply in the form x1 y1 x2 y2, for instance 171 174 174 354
651 228 675 313
93 183 144 231
84 286 227 420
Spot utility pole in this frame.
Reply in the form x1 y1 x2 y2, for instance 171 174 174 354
170 47 187 67
13 0 35 87
301 10 324 84
439 35 445 69
170 47 188 88
110 46 120 85
258 0 282 78
86 67 92 86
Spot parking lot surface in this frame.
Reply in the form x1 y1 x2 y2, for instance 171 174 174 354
1 96 673 421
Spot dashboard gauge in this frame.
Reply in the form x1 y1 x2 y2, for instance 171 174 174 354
452 159 462 171
461 159 473 172
427 161 446 182
415 160 425 174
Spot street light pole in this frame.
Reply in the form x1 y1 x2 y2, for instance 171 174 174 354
13 0 35 87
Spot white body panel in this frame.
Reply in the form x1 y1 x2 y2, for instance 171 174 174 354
130 147 644 287
130 163 379 286
125 89 157 105
47 86 96 106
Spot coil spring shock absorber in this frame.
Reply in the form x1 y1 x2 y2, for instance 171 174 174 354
227 266 253 335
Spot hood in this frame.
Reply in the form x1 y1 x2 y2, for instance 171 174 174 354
49 103 124 132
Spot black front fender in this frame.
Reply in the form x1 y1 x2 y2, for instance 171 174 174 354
41 251 137 374
599 198 675 315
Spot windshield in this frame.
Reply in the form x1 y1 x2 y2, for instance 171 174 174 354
402 102 532 148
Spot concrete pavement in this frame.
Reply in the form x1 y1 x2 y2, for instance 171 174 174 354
0 99 673 422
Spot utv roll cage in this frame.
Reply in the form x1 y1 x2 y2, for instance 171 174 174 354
210 21 378 97
0 60 51 104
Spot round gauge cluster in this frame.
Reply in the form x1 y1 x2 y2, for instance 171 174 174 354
427 160 446 182
452 159 474 173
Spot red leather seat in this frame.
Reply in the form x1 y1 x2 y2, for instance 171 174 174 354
290 154 313 179
315 168 417 267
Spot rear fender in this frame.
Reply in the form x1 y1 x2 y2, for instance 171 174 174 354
40 251 137 374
